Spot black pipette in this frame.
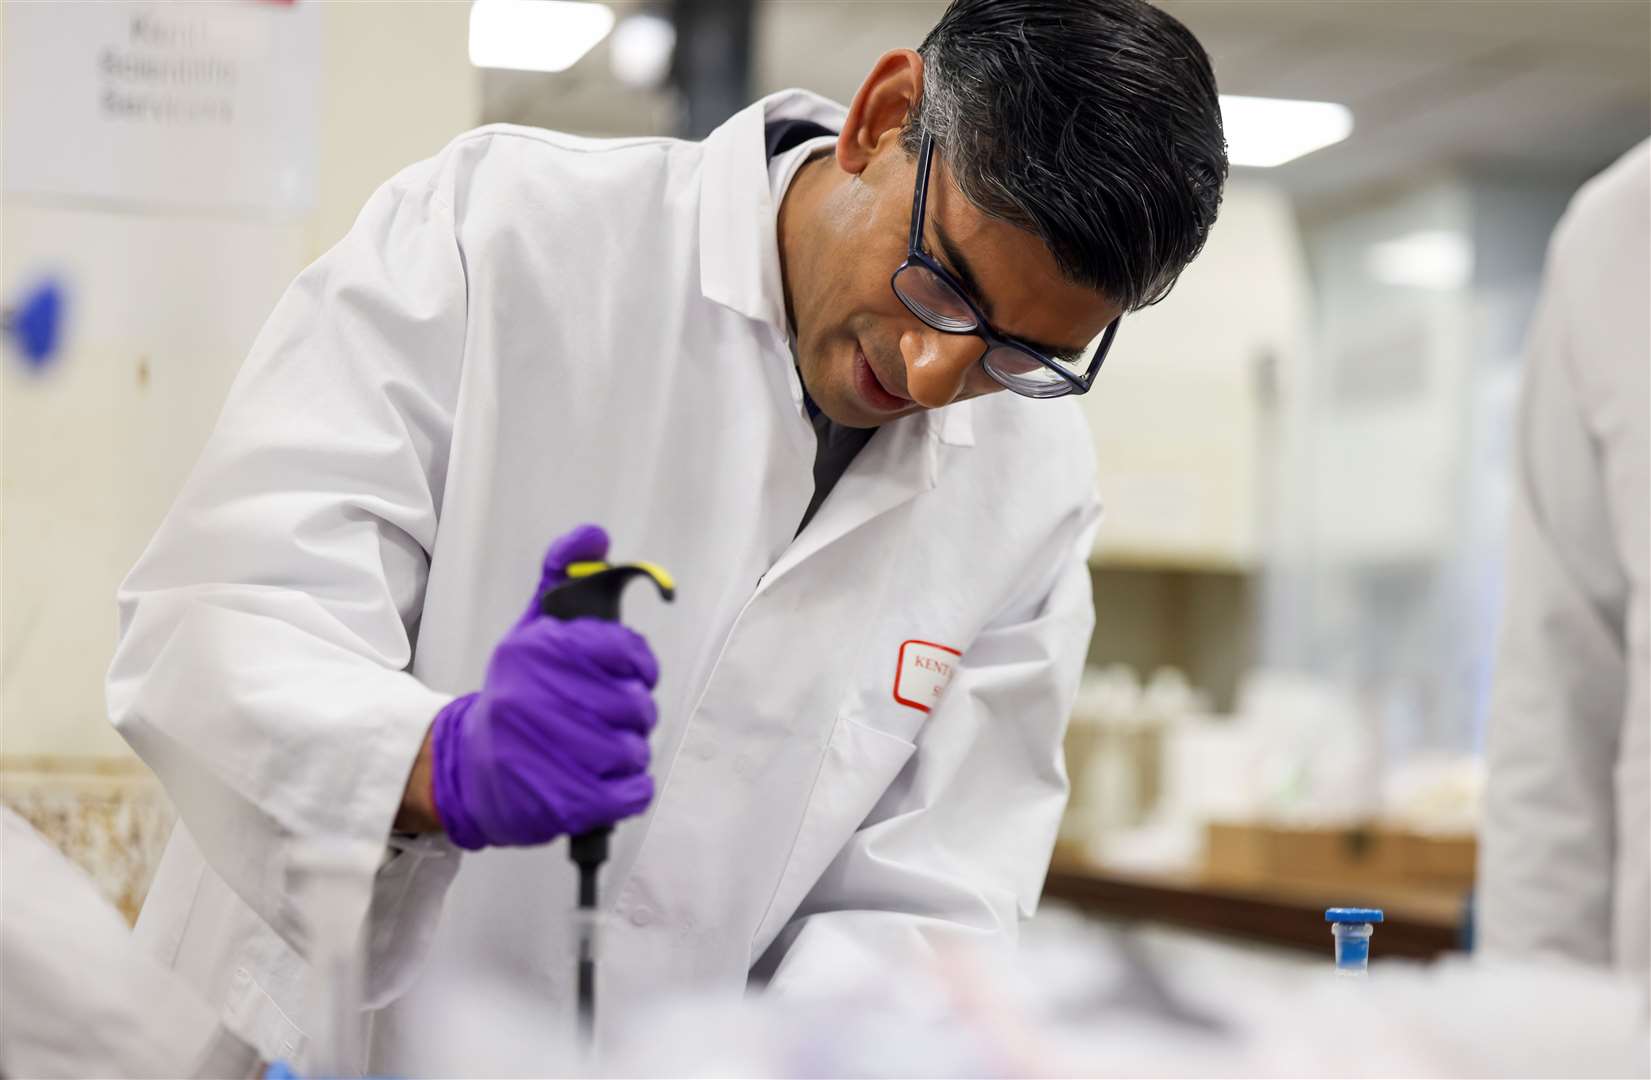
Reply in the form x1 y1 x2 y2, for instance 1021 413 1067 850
538 559 674 1045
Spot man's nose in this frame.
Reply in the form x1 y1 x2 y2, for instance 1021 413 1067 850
900 327 982 409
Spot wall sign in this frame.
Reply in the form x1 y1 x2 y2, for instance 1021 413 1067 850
3 1 320 215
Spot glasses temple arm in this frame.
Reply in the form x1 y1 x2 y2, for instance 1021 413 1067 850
909 133 935 253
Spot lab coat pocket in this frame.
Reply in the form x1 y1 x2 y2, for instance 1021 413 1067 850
363 838 461 1009
749 713 916 962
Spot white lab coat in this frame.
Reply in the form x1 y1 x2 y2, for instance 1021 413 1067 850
0 808 259 1078
1480 140 1649 976
107 90 1101 1073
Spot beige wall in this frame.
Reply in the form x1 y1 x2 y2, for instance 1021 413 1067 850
307 2 483 258
1079 181 1311 572
1 4 478 766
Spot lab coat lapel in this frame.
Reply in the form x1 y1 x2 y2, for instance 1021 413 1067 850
762 401 975 589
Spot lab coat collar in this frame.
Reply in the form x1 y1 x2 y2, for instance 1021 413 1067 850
697 89 976 451
933 395 975 448
698 89 846 332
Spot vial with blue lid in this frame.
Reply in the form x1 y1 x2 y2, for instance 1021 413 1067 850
1325 907 1384 975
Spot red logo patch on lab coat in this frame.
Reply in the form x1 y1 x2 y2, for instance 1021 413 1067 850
892 639 962 712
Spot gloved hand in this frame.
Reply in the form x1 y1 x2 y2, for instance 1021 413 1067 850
430 524 659 850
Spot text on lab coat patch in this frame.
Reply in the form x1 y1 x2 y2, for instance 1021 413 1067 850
892 639 962 712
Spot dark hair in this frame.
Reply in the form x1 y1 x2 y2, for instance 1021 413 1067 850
902 0 1227 310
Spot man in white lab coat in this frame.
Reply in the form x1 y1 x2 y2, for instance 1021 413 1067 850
107 0 1228 1070
1480 140 1649 977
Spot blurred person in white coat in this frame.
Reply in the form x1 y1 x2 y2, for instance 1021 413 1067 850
1481 139 1650 977
0 808 261 1078
104 0 1228 1071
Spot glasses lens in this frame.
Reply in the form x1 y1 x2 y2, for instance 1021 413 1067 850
983 343 1076 398
893 263 978 333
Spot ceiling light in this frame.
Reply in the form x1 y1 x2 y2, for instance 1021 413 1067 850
1220 95 1354 168
1366 230 1474 290
610 11 675 89
469 0 615 74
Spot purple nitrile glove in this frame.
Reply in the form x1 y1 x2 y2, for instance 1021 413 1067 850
430 524 660 850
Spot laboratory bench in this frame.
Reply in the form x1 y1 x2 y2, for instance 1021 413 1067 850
1045 838 1473 960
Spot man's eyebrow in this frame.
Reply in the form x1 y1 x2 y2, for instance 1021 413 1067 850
1034 340 1090 365
929 220 1091 365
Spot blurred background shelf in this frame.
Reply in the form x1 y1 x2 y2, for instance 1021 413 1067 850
1046 844 1468 960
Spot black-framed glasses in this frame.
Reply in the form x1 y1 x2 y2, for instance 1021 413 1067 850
890 132 1120 399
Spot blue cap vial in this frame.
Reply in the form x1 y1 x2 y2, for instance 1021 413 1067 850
1325 908 1384 975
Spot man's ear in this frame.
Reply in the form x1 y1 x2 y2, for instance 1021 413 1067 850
836 49 924 177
